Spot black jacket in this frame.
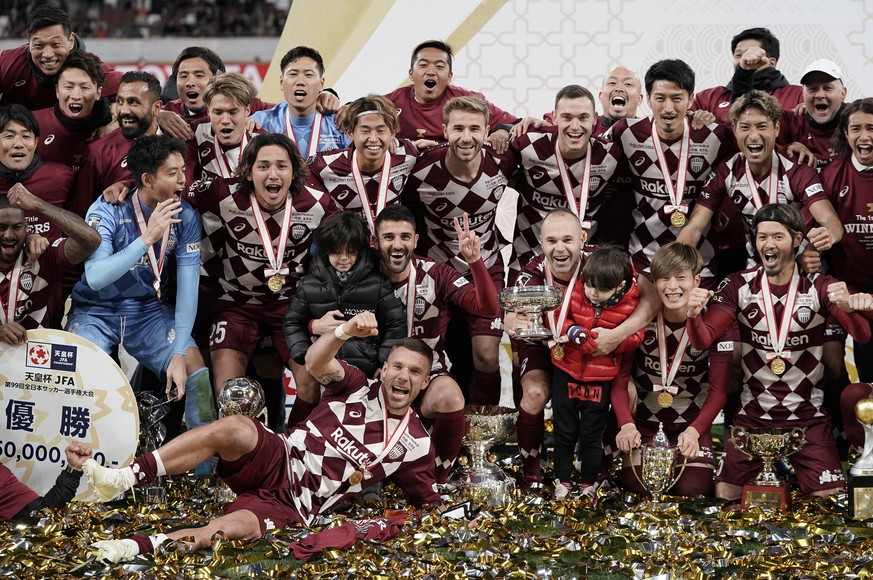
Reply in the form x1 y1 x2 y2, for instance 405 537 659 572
283 249 407 375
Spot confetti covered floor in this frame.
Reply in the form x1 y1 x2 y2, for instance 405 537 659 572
4 459 873 579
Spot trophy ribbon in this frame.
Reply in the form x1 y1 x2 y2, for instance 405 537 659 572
554 139 593 237
351 149 392 235
743 154 779 210
0 253 23 325
654 312 690 408
285 108 322 157
760 266 800 377
131 190 171 300
650 118 690 227
212 131 248 179
544 263 580 352
250 192 293 293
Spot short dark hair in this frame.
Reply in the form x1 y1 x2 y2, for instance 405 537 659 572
731 27 780 61
753 203 805 240
315 211 370 260
0 194 25 215
729 89 781 126
581 244 632 291
280 46 324 76
0 104 40 137
410 40 454 72
171 46 226 79
57 51 105 88
26 5 71 37
375 204 416 234
644 59 695 95
388 337 434 370
235 133 308 198
120 71 162 100
834 97 873 156
554 84 596 111
127 135 186 188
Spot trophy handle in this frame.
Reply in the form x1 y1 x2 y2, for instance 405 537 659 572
783 427 807 458
727 426 753 460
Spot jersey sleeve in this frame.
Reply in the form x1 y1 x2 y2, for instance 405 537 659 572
696 161 730 212
174 203 203 267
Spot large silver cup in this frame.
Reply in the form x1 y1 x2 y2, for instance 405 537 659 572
451 405 518 505
215 378 267 502
499 285 564 340
630 423 687 503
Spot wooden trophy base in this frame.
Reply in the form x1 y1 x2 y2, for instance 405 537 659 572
848 474 873 520
741 483 788 511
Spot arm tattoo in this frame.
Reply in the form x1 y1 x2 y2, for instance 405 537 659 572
318 370 344 384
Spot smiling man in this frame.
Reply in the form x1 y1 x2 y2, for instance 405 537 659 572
84 313 440 563
0 5 121 111
597 66 643 134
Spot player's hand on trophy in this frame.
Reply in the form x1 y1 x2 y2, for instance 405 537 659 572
616 422 641 453
677 426 701 460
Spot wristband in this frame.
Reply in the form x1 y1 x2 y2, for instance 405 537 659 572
334 324 352 341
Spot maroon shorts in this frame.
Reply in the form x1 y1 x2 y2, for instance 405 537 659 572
638 420 716 466
716 419 845 494
209 300 290 361
0 463 39 520
220 419 303 532
463 257 506 338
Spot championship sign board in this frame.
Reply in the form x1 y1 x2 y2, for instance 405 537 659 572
0 329 138 502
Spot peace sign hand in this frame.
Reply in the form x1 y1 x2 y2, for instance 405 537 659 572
454 213 481 264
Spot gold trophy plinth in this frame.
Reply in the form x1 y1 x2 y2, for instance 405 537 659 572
849 398 873 520
629 423 687 503
729 426 806 511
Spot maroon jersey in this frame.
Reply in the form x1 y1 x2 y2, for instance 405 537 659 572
821 154 873 291
708 267 843 425
384 84 517 141
391 255 477 373
691 84 804 126
776 109 842 170
628 317 733 433
697 151 827 264
186 122 266 184
0 45 121 110
403 144 515 272
0 238 72 329
164 96 274 130
510 127 621 273
283 361 439 521
306 140 417 229
608 117 735 280
0 161 76 240
74 128 133 204
187 177 337 305
32 106 107 171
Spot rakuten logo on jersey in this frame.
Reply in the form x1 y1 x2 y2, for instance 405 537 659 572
750 331 809 349
638 178 696 197
531 191 567 209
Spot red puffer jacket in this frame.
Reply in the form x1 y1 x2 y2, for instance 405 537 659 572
553 274 643 381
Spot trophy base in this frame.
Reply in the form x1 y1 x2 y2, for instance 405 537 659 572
213 482 238 504
514 329 553 341
450 468 515 505
741 483 788 511
848 474 873 520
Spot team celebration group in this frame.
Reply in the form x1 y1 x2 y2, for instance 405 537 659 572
1 5 873 562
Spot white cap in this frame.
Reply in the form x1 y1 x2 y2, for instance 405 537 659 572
800 59 842 84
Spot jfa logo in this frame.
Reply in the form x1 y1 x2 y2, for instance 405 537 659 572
25 342 78 371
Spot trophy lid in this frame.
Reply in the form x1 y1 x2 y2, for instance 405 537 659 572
652 422 669 448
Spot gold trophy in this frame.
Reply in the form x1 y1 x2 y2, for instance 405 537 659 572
450 406 518 505
849 398 873 520
498 286 564 340
629 423 687 503
215 378 267 502
729 426 806 511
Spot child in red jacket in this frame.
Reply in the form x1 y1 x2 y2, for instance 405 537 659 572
552 245 644 498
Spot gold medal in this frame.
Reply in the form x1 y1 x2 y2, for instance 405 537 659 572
657 391 674 408
349 470 363 486
155 288 161 300
770 357 786 375
267 274 283 293
552 343 564 361
670 211 686 228
580 229 589 244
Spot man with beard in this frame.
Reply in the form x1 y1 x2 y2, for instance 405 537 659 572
403 96 516 406
75 71 162 204
0 176 100 344
685 204 871 500
32 51 114 174
0 105 77 242
0 5 121 111
691 27 802 126
67 135 216 475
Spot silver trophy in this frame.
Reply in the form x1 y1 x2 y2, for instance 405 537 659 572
849 398 873 519
215 378 267 502
137 393 170 504
450 405 518 505
629 423 687 503
499 285 564 340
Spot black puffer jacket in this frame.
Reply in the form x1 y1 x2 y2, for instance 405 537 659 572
283 249 407 375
